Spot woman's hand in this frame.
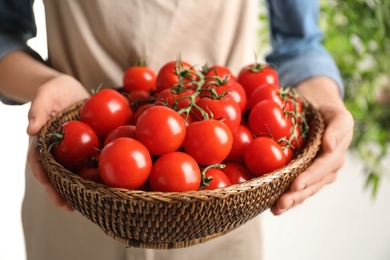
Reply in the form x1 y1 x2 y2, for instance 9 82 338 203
271 77 354 215
26 74 90 212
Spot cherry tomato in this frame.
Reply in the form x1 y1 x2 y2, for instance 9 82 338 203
202 168 231 190
283 93 304 124
202 64 236 81
192 97 242 133
289 123 306 151
248 99 293 142
156 59 197 92
123 65 156 93
244 137 288 177
50 120 100 172
202 78 247 113
130 103 154 125
222 163 254 184
98 137 152 189
180 113 194 127
80 88 133 139
126 90 155 111
237 63 279 98
136 106 186 156
149 151 201 192
77 166 102 183
225 124 254 163
183 119 233 165
103 125 136 146
247 83 283 110
282 145 294 163
155 87 197 110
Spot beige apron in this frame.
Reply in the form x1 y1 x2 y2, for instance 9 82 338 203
22 1 264 259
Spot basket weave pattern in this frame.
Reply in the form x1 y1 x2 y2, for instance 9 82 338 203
36 100 324 249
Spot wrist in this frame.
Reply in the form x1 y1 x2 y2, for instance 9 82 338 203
295 76 344 109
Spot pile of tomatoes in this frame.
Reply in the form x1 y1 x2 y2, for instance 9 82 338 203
49 57 309 192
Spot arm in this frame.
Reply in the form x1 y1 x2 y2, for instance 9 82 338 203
265 0 354 215
0 0 88 211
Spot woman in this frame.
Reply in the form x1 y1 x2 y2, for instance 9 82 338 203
0 0 353 259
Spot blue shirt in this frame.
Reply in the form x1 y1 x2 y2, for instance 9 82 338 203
0 0 344 104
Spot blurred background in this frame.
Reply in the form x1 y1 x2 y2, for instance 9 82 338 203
1 1 390 259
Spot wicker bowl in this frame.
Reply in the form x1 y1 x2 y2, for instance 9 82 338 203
35 99 324 249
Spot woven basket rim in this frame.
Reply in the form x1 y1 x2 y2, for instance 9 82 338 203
35 98 324 202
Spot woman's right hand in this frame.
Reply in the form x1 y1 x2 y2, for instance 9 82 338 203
26 74 90 212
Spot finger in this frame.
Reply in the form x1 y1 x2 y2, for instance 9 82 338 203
28 140 74 212
27 96 59 136
289 150 344 192
270 172 337 216
289 125 352 192
320 106 354 153
45 186 74 212
27 138 52 185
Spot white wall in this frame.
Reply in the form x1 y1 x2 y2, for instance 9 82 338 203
1 1 390 260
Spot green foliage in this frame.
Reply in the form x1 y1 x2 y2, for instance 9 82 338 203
319 0 390 196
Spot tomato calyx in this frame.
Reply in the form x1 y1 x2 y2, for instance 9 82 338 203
247 62 267 73
85 153 99 168
243 53 270 73
136 58 147 67
200 163 226 190
48 126 65 152
171 70 214 121
174 56 198 88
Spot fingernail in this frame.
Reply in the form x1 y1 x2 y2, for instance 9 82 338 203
27 118 35 134
280 200 294 211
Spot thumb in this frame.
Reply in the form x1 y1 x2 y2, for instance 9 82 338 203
26 98 59 136
320 105 354 153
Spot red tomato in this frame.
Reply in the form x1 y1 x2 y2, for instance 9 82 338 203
98 137 152 189
222 163 254 184
136 106 186 156
248 99 293 142
183 119 233 165
123 65 157 93
202 168 231 190
50 120 100 171
104 125 136 146
202 64 236 81
282 145 294 163
289 123 306 151
126 90 155 111
202 79 247 113
237 63 279 98
80 88 133 139
156 59 197 92
149 151 201 192
77 166 102 183
130 103 154 125
283 93 304 124
224 124 254 163
247 83 283 110
180 113 194 127
192 97 242 133
155 87 197 110
244 137 288 177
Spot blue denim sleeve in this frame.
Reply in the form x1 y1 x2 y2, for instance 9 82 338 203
0 0 41 60
0 0 41 104
265 0 344 97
